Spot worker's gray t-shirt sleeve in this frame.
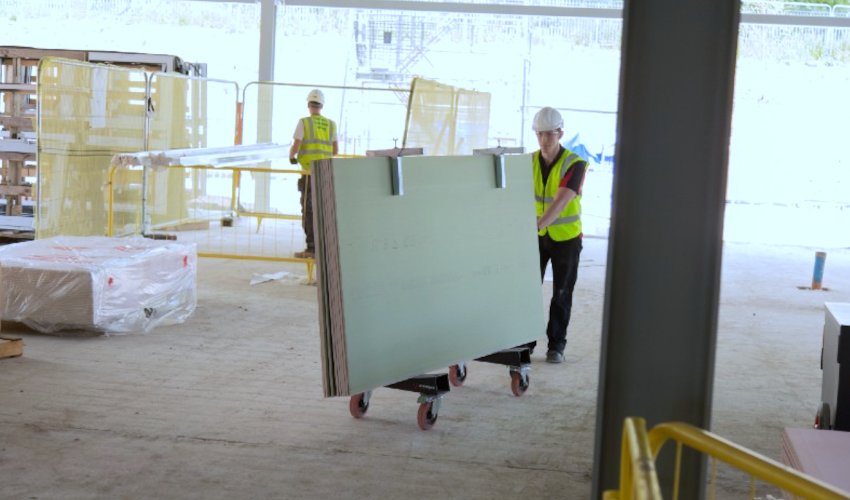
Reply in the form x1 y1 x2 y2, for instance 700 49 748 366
293 120 304 140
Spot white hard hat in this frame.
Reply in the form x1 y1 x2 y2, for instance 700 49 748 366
307 88 325 105
532 107 563 132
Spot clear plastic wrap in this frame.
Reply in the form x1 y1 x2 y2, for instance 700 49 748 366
0 236 197 334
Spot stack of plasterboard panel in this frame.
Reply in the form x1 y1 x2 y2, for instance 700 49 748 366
781 427 850 497
0 236 197 334
313 155 544 397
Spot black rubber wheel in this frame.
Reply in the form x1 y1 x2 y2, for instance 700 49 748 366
417 401 438 430
815 402 831 430
510 371 529 397
349 393 369 418
449 364 467 387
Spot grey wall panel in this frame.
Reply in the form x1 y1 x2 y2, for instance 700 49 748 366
592 0 739 497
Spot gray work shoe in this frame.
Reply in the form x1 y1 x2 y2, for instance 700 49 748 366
546 350 564 363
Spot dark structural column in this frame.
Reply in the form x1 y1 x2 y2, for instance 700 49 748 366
591 0 740 498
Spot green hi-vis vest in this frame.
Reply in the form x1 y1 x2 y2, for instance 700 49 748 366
298 115 336 171
533 149 583 241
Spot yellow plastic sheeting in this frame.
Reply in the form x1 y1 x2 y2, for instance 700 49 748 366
402 77 491 156
37 58 147 238
36 59 238 238
145 74 238 233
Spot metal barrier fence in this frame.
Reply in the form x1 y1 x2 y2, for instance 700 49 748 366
108 144 319 281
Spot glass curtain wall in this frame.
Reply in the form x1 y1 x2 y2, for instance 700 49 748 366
2 0 848 246
274 4 622 154
274 4 622 235
275 2 850 246
728 13 850 246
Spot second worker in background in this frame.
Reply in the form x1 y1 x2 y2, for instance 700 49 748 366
530 107 587 364
290 88 339 259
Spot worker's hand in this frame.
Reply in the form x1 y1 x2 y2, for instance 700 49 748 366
289 157 298 165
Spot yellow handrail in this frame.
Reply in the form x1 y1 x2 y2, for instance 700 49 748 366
607 417 663 500
647 422 849 500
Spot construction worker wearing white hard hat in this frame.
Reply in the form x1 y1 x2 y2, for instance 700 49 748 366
526 106 587 364
306 88 324 105
289 88 338 259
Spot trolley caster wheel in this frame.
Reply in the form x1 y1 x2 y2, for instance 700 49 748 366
349 392 369 418
815 402 831 430
417 401 438 430
449 364 467 387
510 371 529 397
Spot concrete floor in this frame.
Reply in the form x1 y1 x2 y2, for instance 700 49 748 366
1 236 849 499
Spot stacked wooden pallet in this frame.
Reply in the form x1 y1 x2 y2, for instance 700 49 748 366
0 335 23 359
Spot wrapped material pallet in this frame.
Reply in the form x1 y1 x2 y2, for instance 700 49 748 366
0 236 197 334
313 155 544 397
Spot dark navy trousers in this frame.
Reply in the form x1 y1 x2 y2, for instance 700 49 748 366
530 235 582 354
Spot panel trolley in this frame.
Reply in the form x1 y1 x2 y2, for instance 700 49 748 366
348 373 451 431
449 347 532 397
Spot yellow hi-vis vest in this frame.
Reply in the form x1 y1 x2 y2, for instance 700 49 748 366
533 149 583 241
298 115 336 171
